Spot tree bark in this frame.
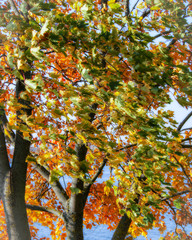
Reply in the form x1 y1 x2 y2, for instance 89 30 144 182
111 214 132 240
0 76 32 239
0 127 31 239
64 174 84 240
64 143 87 240
65 208 84 240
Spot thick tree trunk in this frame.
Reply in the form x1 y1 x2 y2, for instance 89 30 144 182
2 170 31 240
0 128 31 239
0 76 32 239
65 210 84 240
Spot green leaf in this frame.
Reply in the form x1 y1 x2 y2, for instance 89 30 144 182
30 46 44 59
49 169 63 184
109 3 120 10
80 160 89 173
173 199 185 209
7 54 15 69
66 147 76 155
81 68 93 83
151 4 161 10
70 187 81 194
119 209 126 215
143 213 155 224
25 79 37 90
6 21 17 31
26 155 36 162
145 169 154 177
106 179 114 188
143 186 151 192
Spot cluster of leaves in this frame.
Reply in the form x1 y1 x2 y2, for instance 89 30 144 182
0 0 192 239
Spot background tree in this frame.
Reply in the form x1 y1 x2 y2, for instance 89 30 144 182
0 0 192 239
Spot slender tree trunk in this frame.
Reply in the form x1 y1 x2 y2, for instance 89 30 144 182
111 197 139 240
111 214 132 240
65 175 84 239
65 143 87 240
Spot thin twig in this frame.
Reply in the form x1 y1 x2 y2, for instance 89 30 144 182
116 144 137 152
152 30 171 40
182 137 192 142
181 144 192 148
130 0 140 13
89 158 108 186
141 9 150 19
160 190 192 202
180 127 192 132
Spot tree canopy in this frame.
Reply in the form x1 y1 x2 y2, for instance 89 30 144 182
0 0 192 239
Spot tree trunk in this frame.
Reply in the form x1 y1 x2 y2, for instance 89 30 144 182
111 214 132 240
0 75 32 239
2 169 31 240
64 142 87 239
65 210 84 240
0 128 31 239
65 176 84 240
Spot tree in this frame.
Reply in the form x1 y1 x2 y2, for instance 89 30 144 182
0 0 192 239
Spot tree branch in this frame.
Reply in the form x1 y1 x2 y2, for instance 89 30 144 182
181 144 192 148
26 204 65 221
160 190 192 202
116 144 137 152
83 157 108 207
130 0 139 13
92 158 108 184
125 0 130 17
11 76 32 199
141 9 150 19
173 156 192 186
180 127 192 132
32 163 69 208
182 137 192 142
167 38 177 50
177 111 192 132
152 30 171 40
0 124 10 198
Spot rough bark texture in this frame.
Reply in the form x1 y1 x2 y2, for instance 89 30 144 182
111 214 132 240
0 129 31 240
65 209 84 240
65 143 87 240
0 76 32 239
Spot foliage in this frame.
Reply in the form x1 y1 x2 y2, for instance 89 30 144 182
0 0 192 239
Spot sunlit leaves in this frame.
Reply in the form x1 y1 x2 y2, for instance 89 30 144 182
0 0 192 239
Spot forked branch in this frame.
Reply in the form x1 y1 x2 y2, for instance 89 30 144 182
32 163 69 207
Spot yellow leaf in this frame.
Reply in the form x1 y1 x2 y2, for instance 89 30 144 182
137 2 145 9
104 186 110 196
